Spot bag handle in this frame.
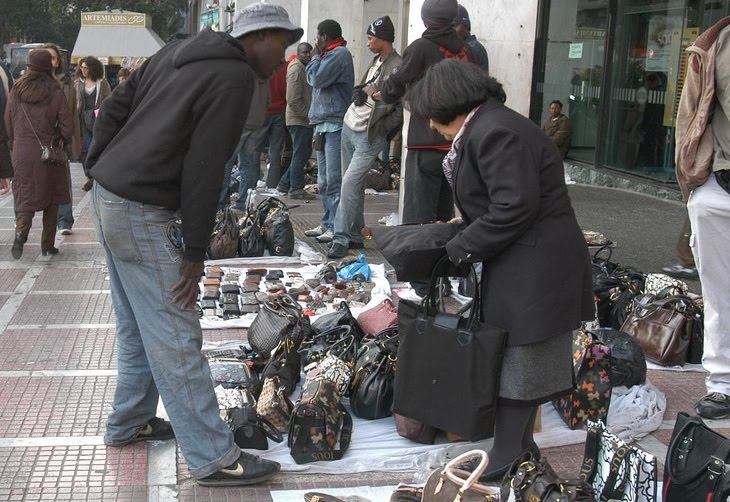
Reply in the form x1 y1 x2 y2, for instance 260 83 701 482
666 413 730 486
441 450 501 498
255 416 284 443
423 255 481 326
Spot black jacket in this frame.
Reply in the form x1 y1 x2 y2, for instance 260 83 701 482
380 27 474 148
445 100 594 346
87 29 255 261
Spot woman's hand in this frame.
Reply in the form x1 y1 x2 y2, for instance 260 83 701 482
0 178 11 195
171 259 204 310
448 216 463 225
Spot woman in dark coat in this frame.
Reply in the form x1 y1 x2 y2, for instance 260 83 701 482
405 59 594 480
75 56 111 191
5 49 73 259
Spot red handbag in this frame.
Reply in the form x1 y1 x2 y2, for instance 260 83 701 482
356 298 398 336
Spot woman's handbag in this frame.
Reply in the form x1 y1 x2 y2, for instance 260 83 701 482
591 328 647 388
552 330 612 430
262 201 294 256
256 376 294 433
311 301 365 342
421 450 500 502
261 336 302 396
299 325 357 369
504 451 596 502
394 414 437 444
248 294 307 355
579 420 657 502
356 298 398 336
663 412 730 502
208 358 261 397
20 104 67 165
620 291 703 366
239 211 266 257
393 256 507 440
207 207 239 259
349 328 399 420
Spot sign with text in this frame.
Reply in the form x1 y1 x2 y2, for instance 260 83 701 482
81 12 147 27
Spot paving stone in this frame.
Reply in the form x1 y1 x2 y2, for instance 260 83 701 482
31 267 108 292
0 269 30 292
0 328 116 370
10 293 114 326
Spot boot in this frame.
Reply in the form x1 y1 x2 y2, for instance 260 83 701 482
11 233 26 260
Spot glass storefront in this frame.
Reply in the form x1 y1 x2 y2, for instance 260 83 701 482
531 0 730 185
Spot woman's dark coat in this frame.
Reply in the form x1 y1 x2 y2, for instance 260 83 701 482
5 83 73 212
445 99 594 347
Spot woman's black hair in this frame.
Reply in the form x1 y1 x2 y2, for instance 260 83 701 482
549 100 563 109
317 19 342 41
83 56 105 81
41 43 64 76
405 59 506 125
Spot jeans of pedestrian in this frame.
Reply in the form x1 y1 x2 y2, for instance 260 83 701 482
316 130 343 230
57 161 75 229
233 128 268 211
91 183 240 479
332 125 385 247
278 125 313 193
262 113 287 189
688 174 730 396
402 148 453 224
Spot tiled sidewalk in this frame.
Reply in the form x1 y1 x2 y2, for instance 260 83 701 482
0 163 727 501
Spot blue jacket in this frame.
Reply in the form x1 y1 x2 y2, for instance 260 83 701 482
306 45 354 125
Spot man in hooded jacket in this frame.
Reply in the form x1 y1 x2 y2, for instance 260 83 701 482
85 3 303 487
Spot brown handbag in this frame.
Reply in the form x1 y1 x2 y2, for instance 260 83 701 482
356 298 398 336
620 293 702 366
422 450 500 502
256 376 293 432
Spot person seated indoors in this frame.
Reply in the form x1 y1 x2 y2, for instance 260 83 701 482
542 100 571 159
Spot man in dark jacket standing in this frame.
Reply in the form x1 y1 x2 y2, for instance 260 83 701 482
85 3 302 487
454 4 489 73
379 0 475 225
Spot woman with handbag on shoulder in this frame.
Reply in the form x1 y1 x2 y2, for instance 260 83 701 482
405 59 595 481
4 49 73 259
75 56 111 192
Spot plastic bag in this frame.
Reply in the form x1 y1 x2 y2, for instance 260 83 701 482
337 254 371 282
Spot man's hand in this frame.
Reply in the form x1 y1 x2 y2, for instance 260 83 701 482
171 259 204 310
0 178 10 195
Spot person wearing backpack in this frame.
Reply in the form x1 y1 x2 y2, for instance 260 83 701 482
378 0 476 227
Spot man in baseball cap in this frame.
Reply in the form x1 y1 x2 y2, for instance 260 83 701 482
85 2 301 488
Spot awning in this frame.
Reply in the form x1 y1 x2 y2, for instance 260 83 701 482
71 23 165 65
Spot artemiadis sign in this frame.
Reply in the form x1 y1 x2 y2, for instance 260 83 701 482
81 12 147 27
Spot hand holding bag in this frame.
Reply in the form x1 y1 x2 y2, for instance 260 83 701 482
579 420 657 502
393 256 507 440
663 412 730 502
421 450 500 502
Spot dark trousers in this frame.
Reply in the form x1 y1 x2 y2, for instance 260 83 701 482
277 125 313 193
402 149 453 224
16 204 59 251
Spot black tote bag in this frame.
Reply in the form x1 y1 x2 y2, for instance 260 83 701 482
393 256 507 440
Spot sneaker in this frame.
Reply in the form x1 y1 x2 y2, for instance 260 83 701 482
197 451 280 487
59 226 73 236
264 188 285 196
662 264 699 279
316 229 334 243
105 417 176 447
695 392 730 419
327 242 349 259
289 189 315 200
304 225 325 237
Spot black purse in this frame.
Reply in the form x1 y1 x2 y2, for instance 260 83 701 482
393 256 508 440
663 412 730 502
226 393 283 451
239 211 266 257
502 451 596 502
248 294 307 355
311 301 365 342
349 327 398 420
298 325 357 369
261 336 303 396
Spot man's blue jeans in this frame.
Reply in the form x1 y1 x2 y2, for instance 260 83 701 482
278 125 313 193
57 161 75 229
91 183 240 479
333 125 385 247
317 130 343 230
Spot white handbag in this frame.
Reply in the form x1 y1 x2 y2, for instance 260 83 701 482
581 420 657 502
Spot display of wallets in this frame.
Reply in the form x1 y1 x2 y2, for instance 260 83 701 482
241 304 259 314
267 283 285 292
287 271 302 278
203 287 220 300
203 278 220 287
201 299 218 309
241 294 258 305
244 276 261 284
265 273 280 281
247 268 267 276
221 284 240 294
221 293 239 304
224 273 240 282
222 303 240 316
269 269 284 278
242 283 260 293
206 266 224 278
203 307 218 317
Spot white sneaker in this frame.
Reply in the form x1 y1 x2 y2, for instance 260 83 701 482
264 188 284 196
256 180 266 189
315 229 334 242
304 225 325 237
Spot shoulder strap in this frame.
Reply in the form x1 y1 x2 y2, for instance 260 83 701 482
19 104 43 149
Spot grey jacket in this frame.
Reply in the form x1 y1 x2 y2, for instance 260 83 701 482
285 58 312 128
364 50 403 144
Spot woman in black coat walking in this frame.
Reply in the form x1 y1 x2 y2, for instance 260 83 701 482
405 59 594 480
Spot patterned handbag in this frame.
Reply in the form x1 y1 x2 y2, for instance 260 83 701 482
303 354 352 396
552 330 612 430
580 420 657 502
256 376 294 433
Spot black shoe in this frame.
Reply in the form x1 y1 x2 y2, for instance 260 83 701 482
695 392 730 419
197 451 280 487
11 234 25 260
82 179 93 191
105 417 176 447
348 241 364 249
41 247 59 256
327 242 349 259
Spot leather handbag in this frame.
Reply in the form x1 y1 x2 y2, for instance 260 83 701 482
207 207 239 259
580 420 657 502
620 292 703 366
262 204 294 256
356 298 398 336
20 104 68 166
504 451 596 502
261 336 302 396
299 325 357 369
552 330 612 430
303 353 353 396
256 376 293 433
393 257 507 440
591 244 645 329
421 450 500 502
208 358 261 397
394 413 437 444
349 328 399 420
663 412 730 502
591 328 647 388
226 391 283 451
311 301 366 342
239 211 266 257
248 294 307 355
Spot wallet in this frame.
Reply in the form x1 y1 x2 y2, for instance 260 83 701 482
221 284 240 294
205 266 224 278
222 304 240 316
241 294 258 305
224 273 240 282
203 307 218 317
242 283 260 293
201 299 218 309
221 293 239 304
203 278 221 287
247 268 267 276
244 276 261 284
241 304 259 314
202 287 220 300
